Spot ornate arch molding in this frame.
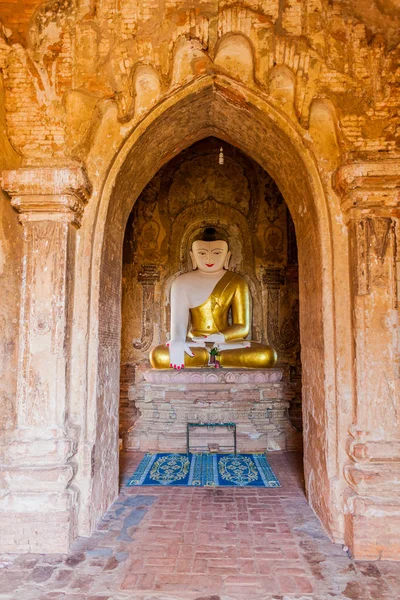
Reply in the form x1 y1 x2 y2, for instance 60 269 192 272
85 74 346 541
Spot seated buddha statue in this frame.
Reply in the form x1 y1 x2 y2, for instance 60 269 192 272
150 227 277 369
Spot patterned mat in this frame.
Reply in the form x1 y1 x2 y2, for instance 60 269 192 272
126 453 281 488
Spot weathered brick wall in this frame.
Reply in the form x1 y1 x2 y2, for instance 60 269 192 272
0 0 399 162
119 363 138 439
0 0 37 44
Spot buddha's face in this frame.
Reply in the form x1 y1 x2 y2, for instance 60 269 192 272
191 240 231 273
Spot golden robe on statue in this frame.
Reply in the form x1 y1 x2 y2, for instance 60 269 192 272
150 271 277 369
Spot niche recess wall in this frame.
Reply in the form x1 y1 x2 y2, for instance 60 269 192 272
120 137 302 443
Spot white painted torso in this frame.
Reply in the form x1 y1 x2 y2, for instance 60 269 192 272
172 270 226 309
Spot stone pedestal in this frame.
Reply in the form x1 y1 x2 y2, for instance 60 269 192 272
126 366 298 453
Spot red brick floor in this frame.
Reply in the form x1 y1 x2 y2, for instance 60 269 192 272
1 451 400 599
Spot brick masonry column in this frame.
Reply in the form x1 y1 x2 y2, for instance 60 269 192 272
0 166 91 553
334 159 400 560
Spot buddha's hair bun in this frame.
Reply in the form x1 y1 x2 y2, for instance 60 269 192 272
193 227 229 243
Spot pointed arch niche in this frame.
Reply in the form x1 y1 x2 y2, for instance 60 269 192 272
120 136 303 442
81 77 353 545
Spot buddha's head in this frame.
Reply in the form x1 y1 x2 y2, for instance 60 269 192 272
190 227 231 273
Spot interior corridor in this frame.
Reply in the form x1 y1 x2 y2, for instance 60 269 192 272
1 452 399 600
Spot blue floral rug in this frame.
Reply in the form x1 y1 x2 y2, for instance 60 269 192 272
126 453 281 488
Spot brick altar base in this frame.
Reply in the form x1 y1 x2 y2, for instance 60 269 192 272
125 367 301 453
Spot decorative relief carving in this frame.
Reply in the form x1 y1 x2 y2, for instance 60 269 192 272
24 220 70 357
132 265 160 351
33 313 51 335
16 218 74 426
1 167 92 228
127 367 294 453
264 178 283 224
347 214 400 438
264 226 284 261
135 367 283 385
3 0 400 161
166 154 252 218
352 217 396 295
51 222 69 357
369 218 393 261
28 368 50 427
263 267 300 357
334 160 400 215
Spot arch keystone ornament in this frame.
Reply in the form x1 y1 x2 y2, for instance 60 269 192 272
0 166 91 553
334 157 400 560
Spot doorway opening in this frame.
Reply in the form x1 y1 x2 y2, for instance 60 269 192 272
119 137 303 456
88 79 348 545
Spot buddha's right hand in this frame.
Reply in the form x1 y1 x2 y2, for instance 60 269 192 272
166 340 196 369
